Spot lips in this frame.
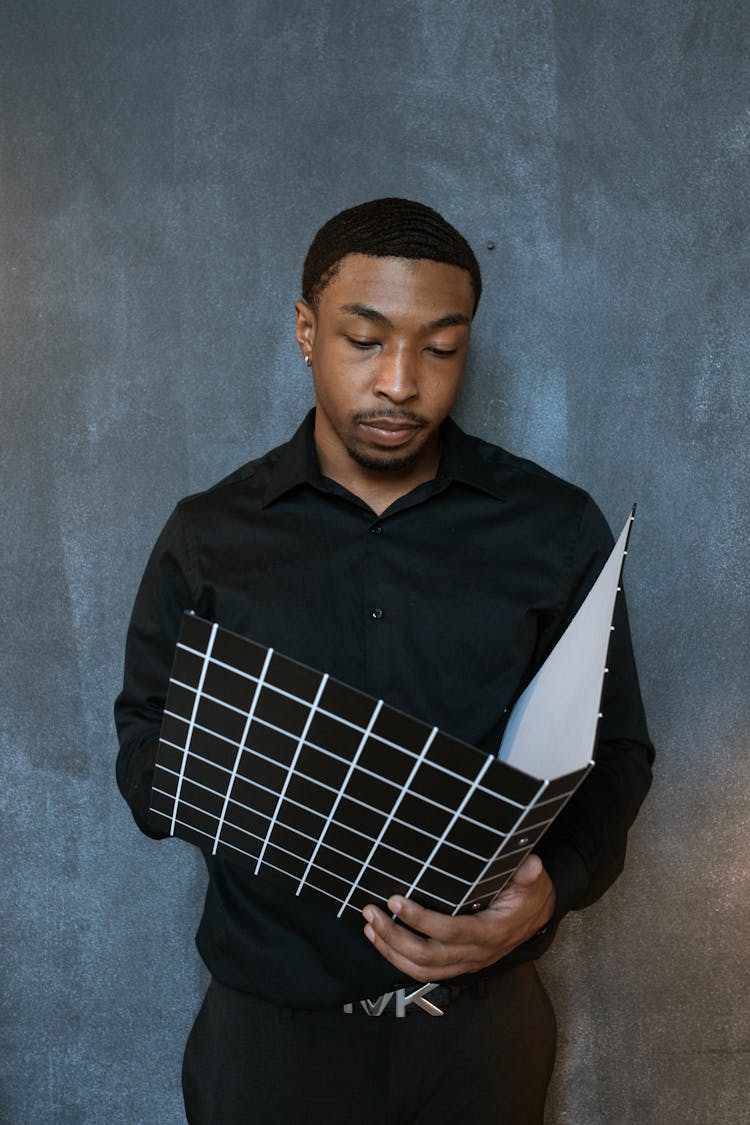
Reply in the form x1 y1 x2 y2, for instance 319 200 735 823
358 419 423 446
363 419 419 431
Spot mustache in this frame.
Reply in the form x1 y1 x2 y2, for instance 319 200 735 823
352 409 429 426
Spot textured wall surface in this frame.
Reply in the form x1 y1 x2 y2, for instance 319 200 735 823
1 2 748 1122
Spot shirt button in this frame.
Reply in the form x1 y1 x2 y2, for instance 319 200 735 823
370 525 382 535
371 608 383 620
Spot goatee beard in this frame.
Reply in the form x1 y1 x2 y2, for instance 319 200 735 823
345 444 422 472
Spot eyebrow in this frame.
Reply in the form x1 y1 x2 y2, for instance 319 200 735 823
339 303 471 331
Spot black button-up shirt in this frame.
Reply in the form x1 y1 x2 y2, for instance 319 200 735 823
115 412 653 1005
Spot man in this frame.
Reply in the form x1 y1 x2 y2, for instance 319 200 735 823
115 197 653 1124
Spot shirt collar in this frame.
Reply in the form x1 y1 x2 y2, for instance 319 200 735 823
261 409 507 508
261 410 321 508
435 416 507 501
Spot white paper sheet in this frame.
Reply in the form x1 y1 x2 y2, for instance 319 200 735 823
498 511 634 781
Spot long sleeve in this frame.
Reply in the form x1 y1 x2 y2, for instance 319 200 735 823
114 507 197 837
532 498 655 923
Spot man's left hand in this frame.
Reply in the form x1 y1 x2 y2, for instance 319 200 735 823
362 853 556 982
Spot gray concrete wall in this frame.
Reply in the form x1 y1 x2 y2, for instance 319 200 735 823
1 2 747 1121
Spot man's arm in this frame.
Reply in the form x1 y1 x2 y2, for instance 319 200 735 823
362 853 555 981
535 577 654 919
530 497 654 921
114 507 196 837
365 496 654 976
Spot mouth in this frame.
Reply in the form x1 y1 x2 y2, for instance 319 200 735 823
357 418 424 446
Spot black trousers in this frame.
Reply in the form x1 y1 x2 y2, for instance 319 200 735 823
182 964 556 1125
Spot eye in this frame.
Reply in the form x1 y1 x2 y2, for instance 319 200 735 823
428 347 457 357
346 336 379 350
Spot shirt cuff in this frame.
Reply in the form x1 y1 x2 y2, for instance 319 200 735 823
535 840 590 922
122 737 169 840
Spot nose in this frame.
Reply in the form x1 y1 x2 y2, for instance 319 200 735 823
372 345 418 403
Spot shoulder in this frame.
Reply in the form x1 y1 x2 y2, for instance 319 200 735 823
491 440 586 497
171 439 287 524
451 421 592 510
449 422 615 557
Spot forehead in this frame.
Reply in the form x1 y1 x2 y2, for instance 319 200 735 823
318 254 475 323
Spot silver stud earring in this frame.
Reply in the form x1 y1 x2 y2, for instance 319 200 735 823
305 354 312 367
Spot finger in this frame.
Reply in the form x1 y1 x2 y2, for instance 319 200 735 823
363 925 435 980
386 896 478 944
362 903 484 978
363 919 481 982
361 905 443 979
509 853 543 885
362 904 452 965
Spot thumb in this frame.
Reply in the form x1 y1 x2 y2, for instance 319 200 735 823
511 853 544 886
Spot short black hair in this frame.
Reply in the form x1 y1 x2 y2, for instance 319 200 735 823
302 197 482 314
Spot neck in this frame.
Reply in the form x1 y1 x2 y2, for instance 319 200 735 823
315 434 441 517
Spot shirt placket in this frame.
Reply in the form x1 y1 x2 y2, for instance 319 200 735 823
363 515 390 697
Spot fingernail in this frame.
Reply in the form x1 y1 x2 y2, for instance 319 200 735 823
364 925 375 942
363 907 373 923
389 897 403 914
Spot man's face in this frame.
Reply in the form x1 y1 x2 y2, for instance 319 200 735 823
295 254 474 475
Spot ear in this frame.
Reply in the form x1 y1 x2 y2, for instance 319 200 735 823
294 300 316 363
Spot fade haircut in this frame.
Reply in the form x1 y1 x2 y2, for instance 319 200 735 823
301 197 482 314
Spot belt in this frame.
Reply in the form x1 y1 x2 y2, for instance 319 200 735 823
343 979 475 1018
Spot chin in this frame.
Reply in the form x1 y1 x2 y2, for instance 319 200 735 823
346 445 421 472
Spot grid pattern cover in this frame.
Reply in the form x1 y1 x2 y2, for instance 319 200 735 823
148 614 589 919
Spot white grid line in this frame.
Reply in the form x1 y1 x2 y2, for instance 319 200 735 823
222 812 462 905
296 699 383 896
153 793 468 907
157 733 532 846
451 779 549 915
337 726 440 919
211 646 274 856
154 764 494 870
167 665 528 811
169 623 218 836
254 673 330 875
403 752 495 901
160 711 527 832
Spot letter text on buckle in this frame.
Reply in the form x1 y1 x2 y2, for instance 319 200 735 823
343 982 444 1017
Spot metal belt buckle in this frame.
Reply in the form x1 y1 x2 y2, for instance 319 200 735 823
343 982 444 1017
